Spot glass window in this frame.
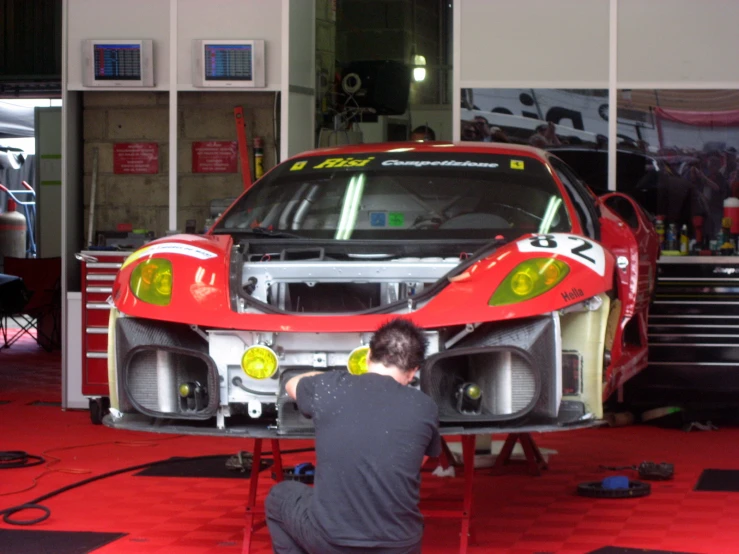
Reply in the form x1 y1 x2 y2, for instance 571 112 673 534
216 152 571 242
549 158 600 240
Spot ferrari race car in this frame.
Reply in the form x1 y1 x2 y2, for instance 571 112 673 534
106 142 658 434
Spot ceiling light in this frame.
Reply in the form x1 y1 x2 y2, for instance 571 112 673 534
413 55 426 82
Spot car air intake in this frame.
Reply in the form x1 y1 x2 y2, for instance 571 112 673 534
421 315 560 425
116 318 219 420
276 368 321 435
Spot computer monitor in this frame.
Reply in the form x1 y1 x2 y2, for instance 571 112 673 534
82 39 154 87
192 39 265 88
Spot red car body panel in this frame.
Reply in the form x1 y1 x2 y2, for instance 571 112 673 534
112 232 616 332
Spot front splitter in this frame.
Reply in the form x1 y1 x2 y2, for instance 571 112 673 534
103 413 604 438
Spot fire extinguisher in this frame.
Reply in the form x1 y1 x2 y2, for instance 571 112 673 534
253 137 264 179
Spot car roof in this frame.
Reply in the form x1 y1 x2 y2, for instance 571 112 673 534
288 141 551 162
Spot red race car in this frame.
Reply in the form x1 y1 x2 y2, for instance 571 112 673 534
106 142 658 434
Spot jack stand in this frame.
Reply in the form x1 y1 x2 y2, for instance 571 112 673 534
491 432 548 476
242 439 283 554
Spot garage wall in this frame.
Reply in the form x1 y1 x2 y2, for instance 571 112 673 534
176 0 282 90
81 92 169 237
177 91 278 233
66 0 170 90
67 0 313 237
458 0 610 87
456 0 739 101
618 0 739 85
81 91 279 237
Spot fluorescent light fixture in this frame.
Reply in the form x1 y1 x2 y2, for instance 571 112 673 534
413 54 426 82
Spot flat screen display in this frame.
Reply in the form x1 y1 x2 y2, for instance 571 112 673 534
204 44 253 81
93 43 142 81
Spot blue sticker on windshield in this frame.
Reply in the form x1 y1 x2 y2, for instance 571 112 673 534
370 212 387 227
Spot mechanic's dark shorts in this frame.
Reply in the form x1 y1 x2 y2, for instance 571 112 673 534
265 481 422 554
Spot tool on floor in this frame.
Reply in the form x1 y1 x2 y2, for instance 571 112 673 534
273 462 315 484
577 477 651 498
599 461 674 480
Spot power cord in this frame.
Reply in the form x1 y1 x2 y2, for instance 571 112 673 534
0 446 314 526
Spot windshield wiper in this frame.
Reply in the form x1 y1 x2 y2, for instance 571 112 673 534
231 227 304 239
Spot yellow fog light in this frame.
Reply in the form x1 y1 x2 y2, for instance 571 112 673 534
489 258 569 306
130 259 173 306
347 346 370 375
179 382 192 398
241 345 279 380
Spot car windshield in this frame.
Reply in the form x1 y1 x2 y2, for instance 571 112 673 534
215 151 571 240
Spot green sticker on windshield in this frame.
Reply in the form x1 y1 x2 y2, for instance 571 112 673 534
388 212 405 227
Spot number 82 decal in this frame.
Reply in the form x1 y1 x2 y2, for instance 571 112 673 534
517 233 606 276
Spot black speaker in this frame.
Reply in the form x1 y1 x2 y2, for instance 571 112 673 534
340 60 411 116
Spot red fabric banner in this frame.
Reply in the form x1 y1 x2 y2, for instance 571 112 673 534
654 107 739 127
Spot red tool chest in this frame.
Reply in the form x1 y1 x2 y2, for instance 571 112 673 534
78 250 130 422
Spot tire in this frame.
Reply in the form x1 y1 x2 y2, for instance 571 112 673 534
89 397 110 425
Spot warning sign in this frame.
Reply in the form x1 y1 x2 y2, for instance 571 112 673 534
113 143 159 174
192 141 238 173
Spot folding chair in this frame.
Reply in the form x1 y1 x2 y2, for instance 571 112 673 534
0 256 62 351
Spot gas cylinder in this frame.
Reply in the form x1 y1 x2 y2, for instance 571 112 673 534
0 199 27 265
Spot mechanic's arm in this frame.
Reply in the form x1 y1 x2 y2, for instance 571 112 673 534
285 371 322 401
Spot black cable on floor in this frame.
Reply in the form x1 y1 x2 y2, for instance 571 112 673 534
0 446 315 526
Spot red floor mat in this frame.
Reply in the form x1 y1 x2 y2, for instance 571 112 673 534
2 335 739 553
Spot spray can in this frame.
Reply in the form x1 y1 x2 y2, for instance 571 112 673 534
655 216 665 251
666 223 678 251
254 137 264 179
679 224 689 255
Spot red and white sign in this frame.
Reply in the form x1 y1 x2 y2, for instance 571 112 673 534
192 141 238 173
113 143 159 174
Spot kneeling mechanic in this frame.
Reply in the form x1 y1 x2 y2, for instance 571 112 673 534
266 318 442 554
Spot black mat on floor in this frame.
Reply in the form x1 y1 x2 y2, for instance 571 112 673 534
0 529 126 554
0 400 10 405
133 454 273 478
27 400 62 407
588 546 704 554
695 468 739 491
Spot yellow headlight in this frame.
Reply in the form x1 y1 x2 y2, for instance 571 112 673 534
347 346 370 375
241 345 279 379
489 258 570 306
130 259 173 306
511 268 536 296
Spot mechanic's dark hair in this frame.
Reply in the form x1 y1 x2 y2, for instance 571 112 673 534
369 318 427 373
412 125 436 140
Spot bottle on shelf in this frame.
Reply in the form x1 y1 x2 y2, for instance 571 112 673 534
720 217 735 255
666 223 678 252
679 224 689 255
655 215 665 251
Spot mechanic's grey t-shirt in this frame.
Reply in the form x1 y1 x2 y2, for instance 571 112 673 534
296 370 441 548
